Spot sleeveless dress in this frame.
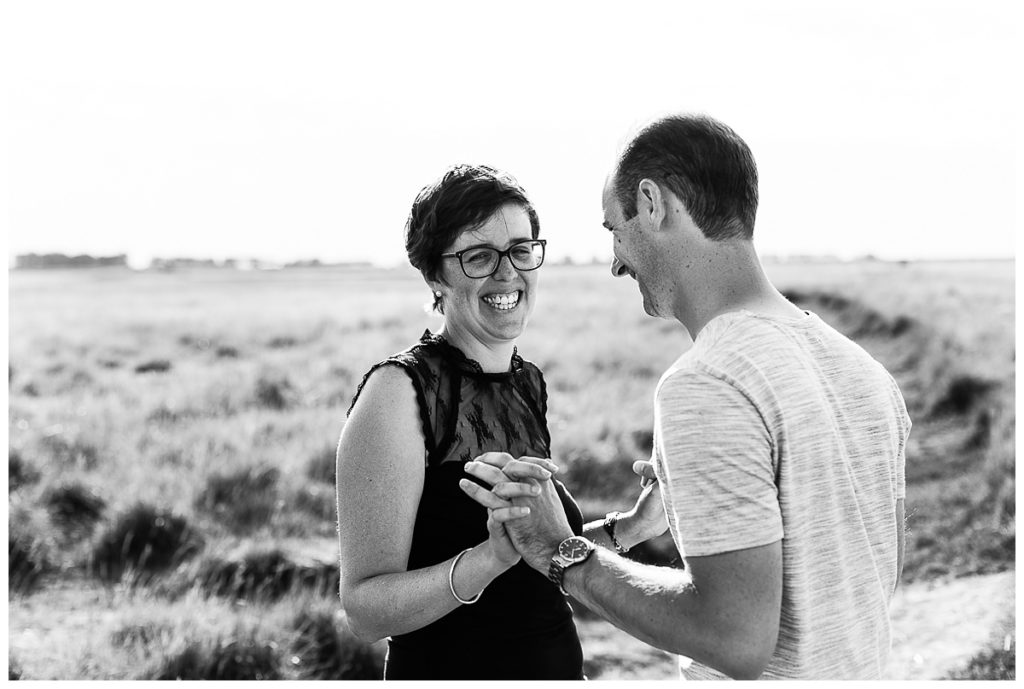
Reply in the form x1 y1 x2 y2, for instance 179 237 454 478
348 330 585 680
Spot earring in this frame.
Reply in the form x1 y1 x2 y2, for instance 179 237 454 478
434 290 442 298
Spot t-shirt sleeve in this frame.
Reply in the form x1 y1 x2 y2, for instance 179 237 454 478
656 370 783 557
888 374 910 501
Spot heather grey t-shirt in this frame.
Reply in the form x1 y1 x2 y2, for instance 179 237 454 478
652 309 909 680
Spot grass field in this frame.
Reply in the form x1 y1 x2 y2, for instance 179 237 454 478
7 259 1015 679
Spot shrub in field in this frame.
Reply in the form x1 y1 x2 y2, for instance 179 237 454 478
90 503 201 582
9 450 41 491
215 345 240 358
291 608 384 679
306 446 337 484
134 359 172 374
9 507 55 595
253 373 294 410
43 481 106 534
561 447 639 503
110 621 175 649
9 656 22 679
147 632 283 680
196 548 339 601
267 335 298 349
947 645 1015 680
195 466 280 532
293 484 337 522
930 374 998 417
39 433 100 469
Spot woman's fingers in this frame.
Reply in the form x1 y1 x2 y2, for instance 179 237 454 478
489 505 530 522
501 459 552 481
472 453 558 478
458 478 508 509
492 480 541 499
464 460 512 487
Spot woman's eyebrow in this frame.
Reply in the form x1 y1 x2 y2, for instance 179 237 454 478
454 238 533 252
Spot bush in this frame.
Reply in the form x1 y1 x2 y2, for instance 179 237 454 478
8 655 22 679
43 481 106 533
306 446 337 484
931 374 998 417
291 608 384 679
194 466 280 532
90 503 201 582
196 548 339 601
135 359 172 374
293 484 337 522
9 450 40 491
148 634 282 680
39 434 100 469
9 538 51 596
253 374 294 411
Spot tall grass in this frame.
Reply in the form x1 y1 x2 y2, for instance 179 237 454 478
7 260 1014 678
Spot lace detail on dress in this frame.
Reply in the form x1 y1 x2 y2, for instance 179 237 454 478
419 330 523 377
349 330 549 468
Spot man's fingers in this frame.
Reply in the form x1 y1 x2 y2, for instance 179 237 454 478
489 505 531 523
458 478 509 509
501 459 552 481
633 460 657 487
473 451 515 469
464 460 513 487
493 480 541 499
517 456 560 474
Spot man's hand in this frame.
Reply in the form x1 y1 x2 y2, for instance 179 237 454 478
618 460 668 547
459 452 574 573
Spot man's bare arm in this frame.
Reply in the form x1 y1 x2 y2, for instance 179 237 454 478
461 458 782 680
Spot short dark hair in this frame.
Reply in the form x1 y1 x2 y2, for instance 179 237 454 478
406 164 540 312
614 114 758 240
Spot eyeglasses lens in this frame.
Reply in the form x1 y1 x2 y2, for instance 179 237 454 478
462 241 544 278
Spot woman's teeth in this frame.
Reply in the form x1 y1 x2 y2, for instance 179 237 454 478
482 291 520 311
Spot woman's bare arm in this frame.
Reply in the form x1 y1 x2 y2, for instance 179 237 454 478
336 366 529 642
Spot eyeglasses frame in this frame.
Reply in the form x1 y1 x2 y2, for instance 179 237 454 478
439 238 548 279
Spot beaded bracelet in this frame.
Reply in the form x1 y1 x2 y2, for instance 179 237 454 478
603 511 629 554
448 548 482 605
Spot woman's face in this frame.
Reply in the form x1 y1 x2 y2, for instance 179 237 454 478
432 203 539 348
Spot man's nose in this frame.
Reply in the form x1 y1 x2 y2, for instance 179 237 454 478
611 256 629 278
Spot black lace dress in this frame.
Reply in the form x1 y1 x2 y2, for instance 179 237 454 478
347 330 585 680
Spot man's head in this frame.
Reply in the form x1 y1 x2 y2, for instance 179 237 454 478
612 114 758 240
602 115 763 326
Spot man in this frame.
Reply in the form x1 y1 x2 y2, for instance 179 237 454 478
459 114 910 679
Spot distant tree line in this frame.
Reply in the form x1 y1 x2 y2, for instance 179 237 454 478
15 253 128 269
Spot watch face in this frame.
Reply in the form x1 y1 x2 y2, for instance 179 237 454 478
558 537 593 562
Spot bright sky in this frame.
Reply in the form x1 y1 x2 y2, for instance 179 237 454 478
5 0 1019 268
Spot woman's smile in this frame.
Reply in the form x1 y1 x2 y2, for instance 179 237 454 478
481 289 522 311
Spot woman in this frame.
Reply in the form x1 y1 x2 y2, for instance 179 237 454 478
336 164 585 680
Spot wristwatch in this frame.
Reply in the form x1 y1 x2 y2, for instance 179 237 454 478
548 536 596 595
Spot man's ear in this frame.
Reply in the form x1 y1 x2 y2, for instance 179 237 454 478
637 178 667 230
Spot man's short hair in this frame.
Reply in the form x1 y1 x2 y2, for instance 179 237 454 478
614 114 759 240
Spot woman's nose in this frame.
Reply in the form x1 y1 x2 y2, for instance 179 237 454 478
493 254 517 279
611 256 630 277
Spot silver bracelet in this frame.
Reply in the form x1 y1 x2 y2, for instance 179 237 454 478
448 547 482 605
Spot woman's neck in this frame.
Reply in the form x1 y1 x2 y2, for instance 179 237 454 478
438 324 515 373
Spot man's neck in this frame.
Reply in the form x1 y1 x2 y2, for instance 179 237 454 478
675 244 799 339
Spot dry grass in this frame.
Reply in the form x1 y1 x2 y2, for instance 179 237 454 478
7 259 1014 679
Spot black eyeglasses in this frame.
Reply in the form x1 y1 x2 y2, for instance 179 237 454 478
440 239 547 279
